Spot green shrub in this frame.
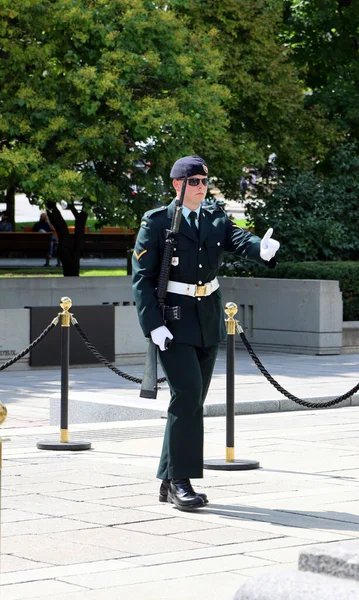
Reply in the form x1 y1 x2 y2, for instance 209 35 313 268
244 143 359 263
219 259 359 321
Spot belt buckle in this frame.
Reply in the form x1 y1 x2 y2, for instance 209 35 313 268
194 285 206 297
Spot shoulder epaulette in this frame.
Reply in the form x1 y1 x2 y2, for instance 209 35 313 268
203 203 227 215
144 205 168 219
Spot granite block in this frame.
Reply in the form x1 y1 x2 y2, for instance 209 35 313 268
299 539 359 581
234 570 359 599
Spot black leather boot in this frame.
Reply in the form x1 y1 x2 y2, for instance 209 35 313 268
167 479 205 510
159 479 208 504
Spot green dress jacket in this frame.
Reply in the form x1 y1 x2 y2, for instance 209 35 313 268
132 200 269 347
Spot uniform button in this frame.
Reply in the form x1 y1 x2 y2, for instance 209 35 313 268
198 281 202 284
217 242 220 246
199 247 202 251
197 298 201 302
199 264 202 268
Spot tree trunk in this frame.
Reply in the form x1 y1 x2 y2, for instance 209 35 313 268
46 203 88 277
6 186 16 230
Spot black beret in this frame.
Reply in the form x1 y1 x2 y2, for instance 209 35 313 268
170 155 208 178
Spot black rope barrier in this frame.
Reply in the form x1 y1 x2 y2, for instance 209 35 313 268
71 317 167 385
72 315 359 407
0 318 59 371
1 297 358 416
239 329 359 409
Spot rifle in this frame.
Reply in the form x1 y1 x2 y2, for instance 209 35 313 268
140 177 188 399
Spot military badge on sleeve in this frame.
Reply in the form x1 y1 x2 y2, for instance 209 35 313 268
134 249 147 260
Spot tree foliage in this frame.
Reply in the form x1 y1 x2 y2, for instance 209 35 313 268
0 0 230 273
283 0 359 142
241 1 359 262
245 142 359 262
170 0 334 198
1 0 351 274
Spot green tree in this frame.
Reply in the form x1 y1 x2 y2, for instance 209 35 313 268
241 1 359 262
169 0 333 199
283 0 359 143
0 0 230 275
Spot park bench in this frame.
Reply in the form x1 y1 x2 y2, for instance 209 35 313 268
0 229 136 260
0 232 52 258
64 226 136 258
81 231 136 258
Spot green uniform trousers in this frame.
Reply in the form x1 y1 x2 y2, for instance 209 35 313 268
156 342 218 480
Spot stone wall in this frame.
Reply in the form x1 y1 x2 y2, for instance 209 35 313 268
219 277 343 355
0 276 347 368
342 321 359 354
0 305 147 370
0 276 134 309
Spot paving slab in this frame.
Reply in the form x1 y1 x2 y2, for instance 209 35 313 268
59 553 270 589
0 580 87 600
1 388 359 598
27 572 249 600
2 533 132 565
0 555 52 574
1 517 98 537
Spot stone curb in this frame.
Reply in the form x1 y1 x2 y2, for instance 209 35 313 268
50 394 357 425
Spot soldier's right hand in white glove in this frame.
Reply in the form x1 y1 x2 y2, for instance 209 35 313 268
150 325 173 351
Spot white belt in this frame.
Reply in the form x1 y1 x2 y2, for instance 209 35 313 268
167 277 219 298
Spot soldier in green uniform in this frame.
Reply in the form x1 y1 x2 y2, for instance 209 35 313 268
132 155 280 511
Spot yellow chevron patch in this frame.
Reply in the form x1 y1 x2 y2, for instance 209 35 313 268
134 249 147 260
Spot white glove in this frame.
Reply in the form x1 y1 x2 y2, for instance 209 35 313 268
260 228 280 261
150 325 173 351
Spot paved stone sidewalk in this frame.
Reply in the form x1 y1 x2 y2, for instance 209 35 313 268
2 349 359 428
2 405 359 599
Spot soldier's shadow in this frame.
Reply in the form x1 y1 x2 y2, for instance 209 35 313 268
201 503 359 532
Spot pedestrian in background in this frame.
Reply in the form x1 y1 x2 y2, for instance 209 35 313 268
0 211 13 232
32 211 59 266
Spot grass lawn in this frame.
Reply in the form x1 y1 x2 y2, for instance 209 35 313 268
15 218 100 232
234 219 248 227
0 267 127 277
16 217 248 231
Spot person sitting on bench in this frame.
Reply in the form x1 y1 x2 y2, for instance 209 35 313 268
32 212 60 266
0 212 13 232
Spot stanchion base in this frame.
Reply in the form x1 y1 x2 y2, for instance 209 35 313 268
37 441 91 451
204 458 260 471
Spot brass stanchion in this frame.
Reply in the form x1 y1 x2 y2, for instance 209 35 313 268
204 302 260 471
37 297 91 451
0 402 9 574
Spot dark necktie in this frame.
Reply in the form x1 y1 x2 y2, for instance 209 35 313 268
189 211 198 238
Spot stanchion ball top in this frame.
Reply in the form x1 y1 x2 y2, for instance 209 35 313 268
225 302 238 318
0 402 7 425
60 297 72 311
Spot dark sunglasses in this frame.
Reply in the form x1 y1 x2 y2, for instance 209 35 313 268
187 177 209 187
